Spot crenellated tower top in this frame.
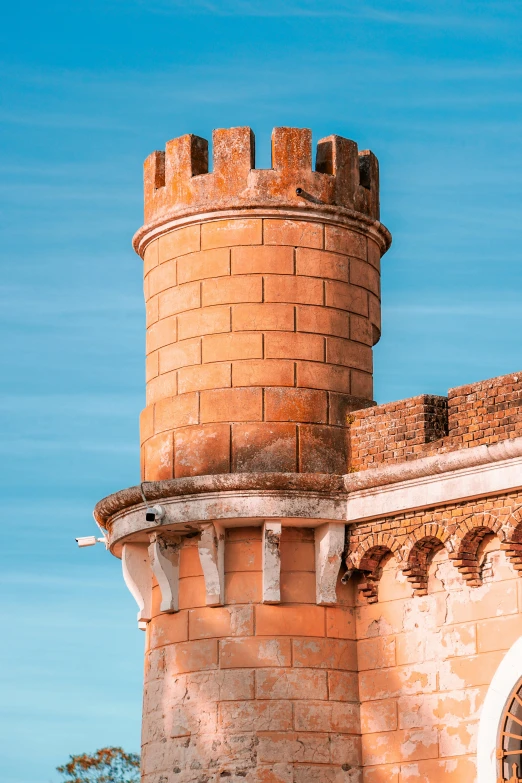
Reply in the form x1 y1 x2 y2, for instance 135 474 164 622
133 127 387 255
131 123 391 482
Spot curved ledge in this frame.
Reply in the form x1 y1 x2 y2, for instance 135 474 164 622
132 204 392 258
94 437 522 560
107 489 349 557
94 472 347 529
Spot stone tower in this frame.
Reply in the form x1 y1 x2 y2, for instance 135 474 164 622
95 126 390 782
136 127 390 481
94 127 522 781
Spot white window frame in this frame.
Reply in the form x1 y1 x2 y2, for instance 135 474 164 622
477 636 522 782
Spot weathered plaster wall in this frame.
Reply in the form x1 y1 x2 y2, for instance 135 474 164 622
349 492 522 782
139 499 522 782
356 537 521 781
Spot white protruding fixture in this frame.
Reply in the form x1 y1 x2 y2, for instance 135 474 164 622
148 534 181 613
315 522 345 605
262 521 282 604
198 522 225 606
76 536 106 547
477 635 522 782
122 543 152 630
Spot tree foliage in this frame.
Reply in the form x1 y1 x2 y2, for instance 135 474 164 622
57 747 140 783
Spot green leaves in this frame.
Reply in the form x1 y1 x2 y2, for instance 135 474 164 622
56 747 140 783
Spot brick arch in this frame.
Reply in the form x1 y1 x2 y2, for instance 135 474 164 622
401 524 452 596
451 512 507 586
347 532 400 604
502 507 522 573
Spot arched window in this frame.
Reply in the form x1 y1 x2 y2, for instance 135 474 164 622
498 678 522 782
477 637 522 783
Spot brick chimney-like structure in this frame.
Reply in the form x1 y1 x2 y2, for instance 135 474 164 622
95 127 391 782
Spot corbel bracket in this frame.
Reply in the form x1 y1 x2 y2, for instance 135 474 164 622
262 521 282 604
122 543 152 630
149 534 181 613
198 522 225 606
315 522 345 605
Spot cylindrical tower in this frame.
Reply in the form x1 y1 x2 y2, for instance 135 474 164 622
95 126 391 783
135 127 390 481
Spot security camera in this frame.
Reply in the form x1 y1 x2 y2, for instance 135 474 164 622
341 569 355 584
145 505 165 523
76 536 106 548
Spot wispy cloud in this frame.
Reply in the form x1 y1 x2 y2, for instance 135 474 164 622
3 52 522 145
0 108 133 132
0 182 137 204
0 572 116 588
0 438 136 455
0 392 140 417
0 287 142 316
126 0 513 30
385 303 522 318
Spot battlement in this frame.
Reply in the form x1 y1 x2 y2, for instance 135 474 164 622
140 126 380 231
350 371 522 470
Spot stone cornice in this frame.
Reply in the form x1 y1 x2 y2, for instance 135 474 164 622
346 442 522 522
344 436 522 493
95 437 522 556
94 472 346 529
132 205 392 258
94 438 522 554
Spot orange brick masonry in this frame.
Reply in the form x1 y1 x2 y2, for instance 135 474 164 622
143 528 361 781
141 218 380 481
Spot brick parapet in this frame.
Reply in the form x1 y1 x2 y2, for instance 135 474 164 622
447 371 522 443
349 371 522 471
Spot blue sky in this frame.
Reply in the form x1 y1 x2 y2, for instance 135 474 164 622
1 2 522 781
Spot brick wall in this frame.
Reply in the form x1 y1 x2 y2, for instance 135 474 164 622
141 217 379 480
350 372 522 471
